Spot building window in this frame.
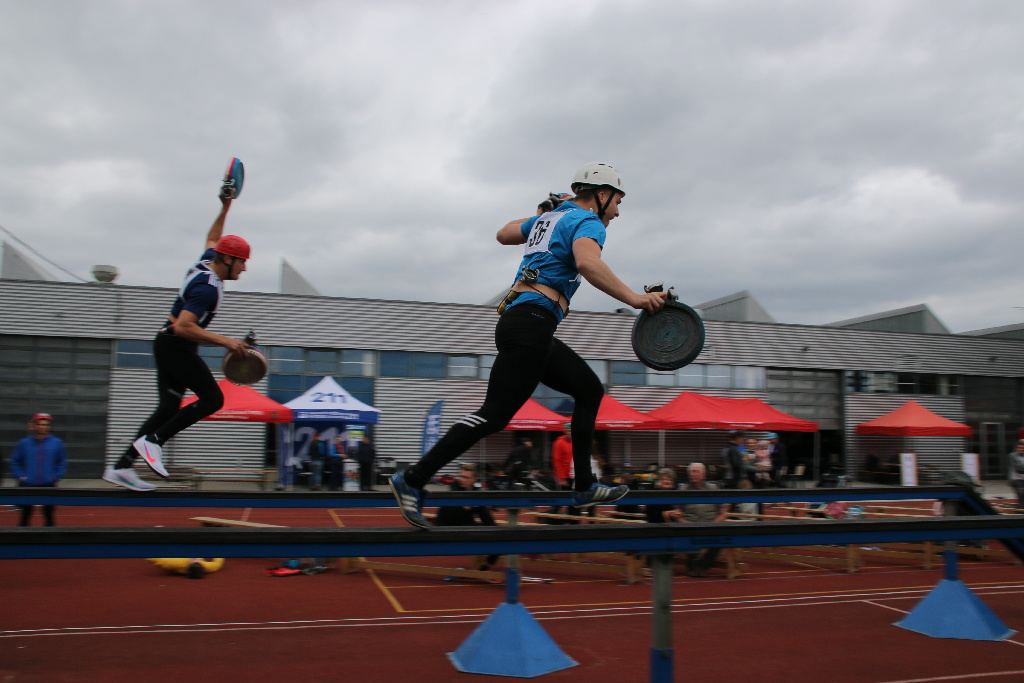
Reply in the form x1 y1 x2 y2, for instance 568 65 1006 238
268 374 304 392
479 355 495 381
733 366 766 390
268 346 304 374
341 350 374 376
115 340 155 369
448 355 478 378
705 365 732 389
411 353 445 378
677 364 705 388
646 368 676 387
340 376 375 406
610 360 646 385
380 351 445 378
845 370 962 396
306 349 339 375
379 351 409 377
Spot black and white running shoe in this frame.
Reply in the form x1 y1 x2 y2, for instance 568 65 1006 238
571 482 629 507
389 471 430 529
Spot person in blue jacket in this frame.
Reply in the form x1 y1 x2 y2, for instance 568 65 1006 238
390 162 668 528
10 413 67 526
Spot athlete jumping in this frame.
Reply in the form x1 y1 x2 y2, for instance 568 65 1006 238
390 162 667 527
103 193 251 491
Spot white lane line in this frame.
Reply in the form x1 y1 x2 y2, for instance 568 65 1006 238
876 670 1024 683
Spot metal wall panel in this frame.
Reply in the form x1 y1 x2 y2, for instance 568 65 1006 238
3 279 1023 376
3 279 1022 479
107 368 267 474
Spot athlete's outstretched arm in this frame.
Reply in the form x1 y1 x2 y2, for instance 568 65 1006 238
573 237 667 313
204 195 233 250
497 218 530 245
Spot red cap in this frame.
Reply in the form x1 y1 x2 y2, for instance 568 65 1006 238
31 413 53 423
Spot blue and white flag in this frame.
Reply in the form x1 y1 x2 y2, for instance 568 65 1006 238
421 401 444 457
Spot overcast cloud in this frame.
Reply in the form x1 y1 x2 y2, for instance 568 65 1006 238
1 0 1022 333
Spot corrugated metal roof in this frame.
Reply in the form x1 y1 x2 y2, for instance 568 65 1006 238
3 279 1021 376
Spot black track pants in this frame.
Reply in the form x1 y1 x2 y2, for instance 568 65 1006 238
115 332 224 468
405 305 603 491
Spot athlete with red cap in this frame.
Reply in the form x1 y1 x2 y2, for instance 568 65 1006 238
104 194 252 491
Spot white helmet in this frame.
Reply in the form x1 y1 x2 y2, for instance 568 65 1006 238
571 162 624 195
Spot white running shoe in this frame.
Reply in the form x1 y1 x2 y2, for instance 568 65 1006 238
103 467 156 491
133 436 168 478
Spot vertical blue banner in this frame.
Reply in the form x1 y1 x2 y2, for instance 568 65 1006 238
422 401 444 458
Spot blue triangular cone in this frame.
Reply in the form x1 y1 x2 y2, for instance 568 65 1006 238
895 579 1016 641
448 602 578 678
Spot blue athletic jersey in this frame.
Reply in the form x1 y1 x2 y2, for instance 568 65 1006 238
506 201 606 321
168 248 224 329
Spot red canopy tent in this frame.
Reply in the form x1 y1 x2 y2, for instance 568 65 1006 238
647 392 818 432
503 398 567 431
855 400 971 436
595 395 666 430
181 379 293 423
503 396 666 431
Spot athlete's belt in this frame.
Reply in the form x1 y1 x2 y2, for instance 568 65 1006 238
510 281 568 315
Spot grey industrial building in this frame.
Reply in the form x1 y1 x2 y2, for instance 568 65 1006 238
1 276 1022 483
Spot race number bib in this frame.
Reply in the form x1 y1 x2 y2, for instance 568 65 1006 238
524 212 566 255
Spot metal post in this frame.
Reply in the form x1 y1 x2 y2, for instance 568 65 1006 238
650 553 674 683
813 431 821 484
505 508 521 604
942 499 959 581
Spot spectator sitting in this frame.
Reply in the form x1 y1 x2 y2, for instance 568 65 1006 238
644 468 682 523
435 463 499 572
678 463 729 577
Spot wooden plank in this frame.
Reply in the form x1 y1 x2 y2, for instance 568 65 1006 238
528 512 639 524
339 558 503 582
192 517 284 528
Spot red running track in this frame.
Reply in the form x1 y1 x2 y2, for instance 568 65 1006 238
3 505 1024 682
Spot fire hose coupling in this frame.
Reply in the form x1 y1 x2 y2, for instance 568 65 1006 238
644 282 677 302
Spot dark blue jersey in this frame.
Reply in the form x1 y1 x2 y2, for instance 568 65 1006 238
168 248 224 329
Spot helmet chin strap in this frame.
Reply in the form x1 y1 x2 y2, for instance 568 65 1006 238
596 189 615 220
219 255 238 280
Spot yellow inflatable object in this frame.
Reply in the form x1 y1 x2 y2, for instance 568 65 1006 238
148 557 225 575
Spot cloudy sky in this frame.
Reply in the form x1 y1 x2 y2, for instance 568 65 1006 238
1 0 1022 333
